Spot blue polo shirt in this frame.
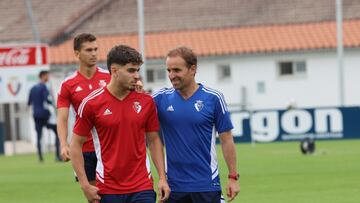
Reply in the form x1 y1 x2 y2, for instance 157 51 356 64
153 84 233 192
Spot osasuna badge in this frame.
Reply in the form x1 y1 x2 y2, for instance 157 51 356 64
133 101 142 113
7 77 21 96
194 100 204 112
99 80 106 87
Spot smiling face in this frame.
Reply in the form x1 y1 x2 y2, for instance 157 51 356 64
166 56 196 91
75 41 98 68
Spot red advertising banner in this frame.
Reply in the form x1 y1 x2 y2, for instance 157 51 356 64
0 44 49 103
0 45 48 67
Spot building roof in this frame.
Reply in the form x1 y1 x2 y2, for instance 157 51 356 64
1 0 360 44
49 19 360 64
0 0 101 43
73 0 360 37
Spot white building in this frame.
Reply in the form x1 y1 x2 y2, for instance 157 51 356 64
3 18 360 154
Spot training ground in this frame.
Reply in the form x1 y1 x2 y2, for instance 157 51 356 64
0 140 359 203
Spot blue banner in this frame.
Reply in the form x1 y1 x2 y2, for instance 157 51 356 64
230 106 360 142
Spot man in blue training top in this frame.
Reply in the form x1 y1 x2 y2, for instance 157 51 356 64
153 46 240 203
28 70 60 162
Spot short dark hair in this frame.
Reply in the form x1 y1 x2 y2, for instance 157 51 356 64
39 70 49 78
73 33 96 51
107 45 143 72
167 46 197 68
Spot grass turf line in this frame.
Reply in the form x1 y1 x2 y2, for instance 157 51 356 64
0 140 359 203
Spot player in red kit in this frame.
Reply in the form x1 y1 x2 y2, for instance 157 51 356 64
57 33 110 186
70 45 170 203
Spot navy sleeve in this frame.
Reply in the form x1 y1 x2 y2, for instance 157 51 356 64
28 87 33 106
41 84 51 104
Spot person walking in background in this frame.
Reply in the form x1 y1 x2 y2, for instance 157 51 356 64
56 33 110 186
153 46 240 203
70 45 170 203
46 98 61 161
28 70 60 162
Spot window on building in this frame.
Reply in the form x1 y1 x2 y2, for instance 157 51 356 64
295 61 306 73
257 81 266 94
218 64 231 81
278 61 307 77
156 69 166 81
146 69 155 83
146 68 166 83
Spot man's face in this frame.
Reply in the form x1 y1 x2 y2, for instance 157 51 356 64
166 56 195 91
112 63 140 91
75 41 98 67
42 73 49 83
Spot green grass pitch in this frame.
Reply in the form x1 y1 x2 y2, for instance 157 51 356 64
0 140 359 203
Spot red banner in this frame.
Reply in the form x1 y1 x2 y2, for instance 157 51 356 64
0 45 48 67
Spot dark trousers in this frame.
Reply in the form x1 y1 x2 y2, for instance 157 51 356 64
166 191 223 203
34 118 60 161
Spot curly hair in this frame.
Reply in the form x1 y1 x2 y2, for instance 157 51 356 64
107 45 143 72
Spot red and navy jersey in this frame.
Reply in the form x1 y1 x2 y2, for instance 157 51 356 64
57 67 110 152
74 88 159 194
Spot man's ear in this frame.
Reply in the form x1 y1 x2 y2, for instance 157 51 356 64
74 50 79 58
110 65 117 77
191 65 197 75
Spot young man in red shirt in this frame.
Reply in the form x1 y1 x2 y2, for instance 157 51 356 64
70 45 170 203
57 33 110 185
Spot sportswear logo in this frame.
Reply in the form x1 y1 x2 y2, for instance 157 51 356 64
75 86 83 92
89 84 93 90
133 101 142 113
103 108 112 115
167 105 174 112
194 100 204 112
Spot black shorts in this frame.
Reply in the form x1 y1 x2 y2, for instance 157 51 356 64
75 151 97 182
100 190 156 203
166 191 225 203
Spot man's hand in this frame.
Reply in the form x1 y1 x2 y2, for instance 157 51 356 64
157 178 171 202
226 179 240 202
81 184 101 203
60 144 71 162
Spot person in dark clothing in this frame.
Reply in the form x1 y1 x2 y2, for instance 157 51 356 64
28 70 60 162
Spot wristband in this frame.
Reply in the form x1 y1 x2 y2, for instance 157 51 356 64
228 173 240 180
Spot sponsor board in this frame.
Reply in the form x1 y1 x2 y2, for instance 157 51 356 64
0 44 49 103
0 45 47 67
230 107 360 142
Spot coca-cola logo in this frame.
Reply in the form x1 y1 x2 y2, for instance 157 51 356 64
0 48 31 66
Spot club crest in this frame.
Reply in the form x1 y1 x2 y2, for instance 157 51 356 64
7 77 21 96
194 100 204 112
133 101 142 113
99 80 106 87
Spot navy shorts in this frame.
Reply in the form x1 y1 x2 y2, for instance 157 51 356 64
83 151 97 182
166 191 224 203
100 190 156 203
